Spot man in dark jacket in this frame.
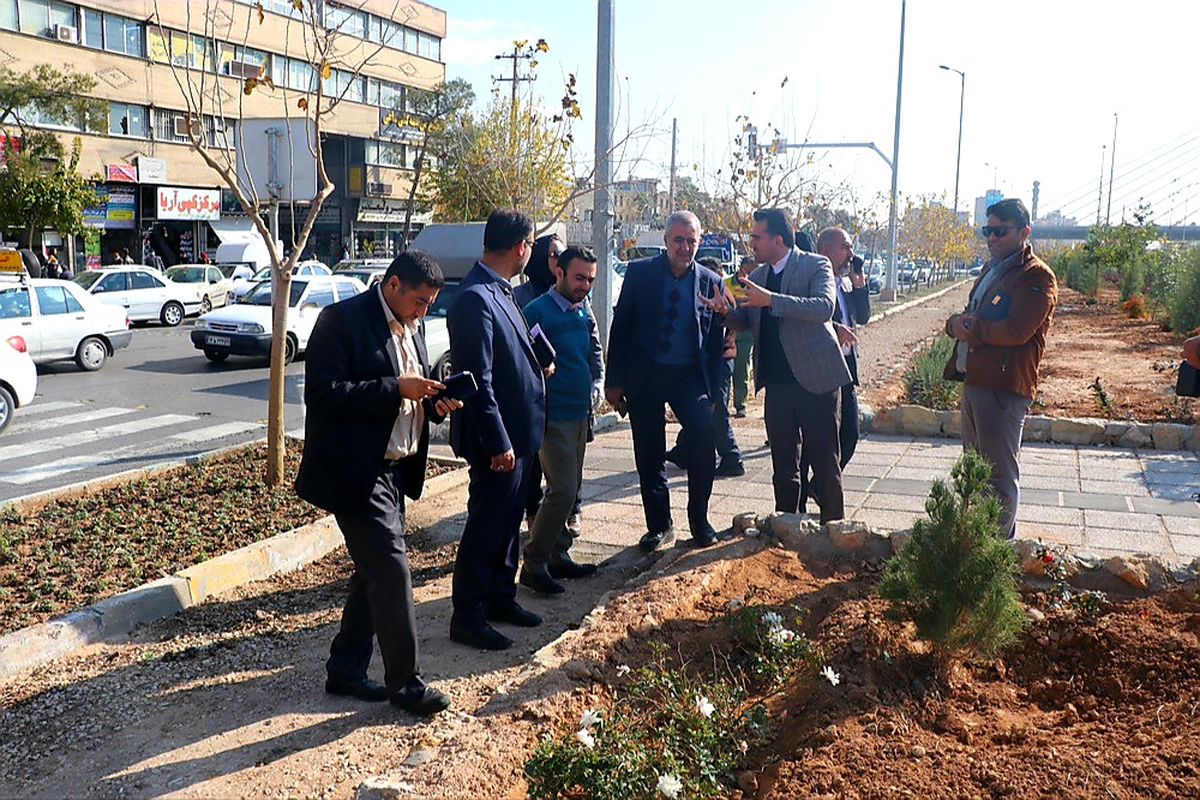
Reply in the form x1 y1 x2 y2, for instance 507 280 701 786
605 210 728 550
295 251 462 716
944 198 1057 538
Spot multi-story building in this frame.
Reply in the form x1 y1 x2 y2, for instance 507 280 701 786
0 0 446 267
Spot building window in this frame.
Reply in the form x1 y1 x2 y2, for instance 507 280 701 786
324 69 365 104
109 102 148 138
154 109 233 149
417 30 440 61
22 102 83 132
82 10 144 57
219 43 268 78
0 0 16 32
324 3 365 39
18 0 76 38
270 55 315 93
149 28 214 71
232 0 299 17
366 140 407 168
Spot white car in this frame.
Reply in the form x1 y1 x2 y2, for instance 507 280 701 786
229 261 334 303
74 267 202 326
0 331 36 433
191 275 365 364
166 264 234 313
0 277 132 370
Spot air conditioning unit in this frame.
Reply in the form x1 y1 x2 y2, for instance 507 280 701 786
367 182 392 197
225 60 263 80
172 116 200 139
54 24 78 43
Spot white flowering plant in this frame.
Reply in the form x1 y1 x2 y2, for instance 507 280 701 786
724 603 818 687
525 649 769 799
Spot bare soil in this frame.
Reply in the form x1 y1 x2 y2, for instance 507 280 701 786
862 287 1199 424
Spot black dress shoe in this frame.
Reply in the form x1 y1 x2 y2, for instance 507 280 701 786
715 458 746 478
486 600 543 627
664 447 686 469
390 677 450 717
449 616 513 650
639 526 676 552
734 407 747 418
690 522 718 547
548 555 598 580
519 564 566 595
324 676 389 702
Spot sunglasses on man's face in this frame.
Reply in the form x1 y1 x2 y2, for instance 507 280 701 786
981 225 1017 238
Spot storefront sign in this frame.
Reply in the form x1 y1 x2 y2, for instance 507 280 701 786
136 156 168 184
106 163 137 183
157 187 220 220
84 185 137 230
356 197 410 225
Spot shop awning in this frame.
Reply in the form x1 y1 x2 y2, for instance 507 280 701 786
207 218 257 244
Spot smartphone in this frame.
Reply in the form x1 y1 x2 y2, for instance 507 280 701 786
434 371 478 402
851 255 865 275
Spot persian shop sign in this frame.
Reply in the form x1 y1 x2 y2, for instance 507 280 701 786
157 187 220 220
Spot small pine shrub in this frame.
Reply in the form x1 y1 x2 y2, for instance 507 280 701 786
1121 294 1147 319
904 335 963 410
878 450 1025 658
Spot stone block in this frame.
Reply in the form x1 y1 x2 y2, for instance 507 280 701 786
732 512 759 535
1117 423 1153 449
876 404 942 437
1049 417 1106 446
858 402 876 434
764 512 815 539
1101 554 1170 592
1184 427 1200 452
890 529 912 554
940 410 962 437
1012 539 1048 577
1022 415 1053 443
1152 422 1190 451
826 519 870 550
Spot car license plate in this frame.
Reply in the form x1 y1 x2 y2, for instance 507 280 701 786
205 335 231 347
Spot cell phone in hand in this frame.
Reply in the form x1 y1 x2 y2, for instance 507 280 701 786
851 255 865 275
434 371 478 403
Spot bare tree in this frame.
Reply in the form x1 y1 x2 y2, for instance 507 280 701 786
151 0 405 486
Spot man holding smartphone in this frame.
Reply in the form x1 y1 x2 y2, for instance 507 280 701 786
520 245 602 594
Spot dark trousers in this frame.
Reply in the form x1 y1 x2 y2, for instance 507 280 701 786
764 382 844 523
670 357 741 465
628 364 714 533
799 382 859 511
452 454 534 625
327 462 418 696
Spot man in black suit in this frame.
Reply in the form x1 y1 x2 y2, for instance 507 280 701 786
295 251 461 717
447 208 549 651
605 210 728 551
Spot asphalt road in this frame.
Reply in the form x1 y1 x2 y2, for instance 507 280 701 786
0 318 308 502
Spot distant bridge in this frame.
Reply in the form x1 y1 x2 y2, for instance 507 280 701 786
1032 225 1200 242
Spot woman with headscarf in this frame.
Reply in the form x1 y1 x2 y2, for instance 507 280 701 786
513 233 561 308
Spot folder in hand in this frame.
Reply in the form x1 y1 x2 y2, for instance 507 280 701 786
529 323 557 370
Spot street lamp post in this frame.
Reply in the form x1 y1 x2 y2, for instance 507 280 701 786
938 65 965 221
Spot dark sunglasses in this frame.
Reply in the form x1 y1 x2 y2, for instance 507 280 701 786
981 225 1017 238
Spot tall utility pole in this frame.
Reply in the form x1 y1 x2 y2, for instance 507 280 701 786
884 0 906 302
1096 144 1106 225
592 0 615 347
1105 113 1118 225
493 44 537 119
668 118 677 210
938 64 965 221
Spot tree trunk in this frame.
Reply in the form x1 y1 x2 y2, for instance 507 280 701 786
401 150 426 249
264 269 292 487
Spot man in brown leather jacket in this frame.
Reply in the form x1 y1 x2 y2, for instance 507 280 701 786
944 198 1057 538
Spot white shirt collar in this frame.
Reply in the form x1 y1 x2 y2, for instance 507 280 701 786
771 249 791 275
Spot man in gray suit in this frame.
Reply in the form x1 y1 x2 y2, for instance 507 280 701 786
722 208 852 522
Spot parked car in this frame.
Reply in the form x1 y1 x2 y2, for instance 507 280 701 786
229 261 334 303
166 264 233 312
74 267 202 326
424 280 463 381
0 277 131 370
216 261 256 283
625 245 666 260
333 258 392 274
0 331 36 433
333 263 389 288
191 275 366 364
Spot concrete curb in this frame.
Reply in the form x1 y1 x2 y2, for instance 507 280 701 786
862 402 1200 452
869 279 971 325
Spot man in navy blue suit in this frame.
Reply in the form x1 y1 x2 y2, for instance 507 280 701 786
605 210 728 551
296 250 462 717
447 208 549 651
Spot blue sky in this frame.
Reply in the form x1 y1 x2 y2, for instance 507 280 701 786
439 1 1200 225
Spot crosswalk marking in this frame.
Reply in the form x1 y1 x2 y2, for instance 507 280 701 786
15 400 81 418
0 414 195 461
0 420 267 485
172 421 263 444
14 407 135 435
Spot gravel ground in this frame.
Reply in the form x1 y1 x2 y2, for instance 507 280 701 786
0 282 971 799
